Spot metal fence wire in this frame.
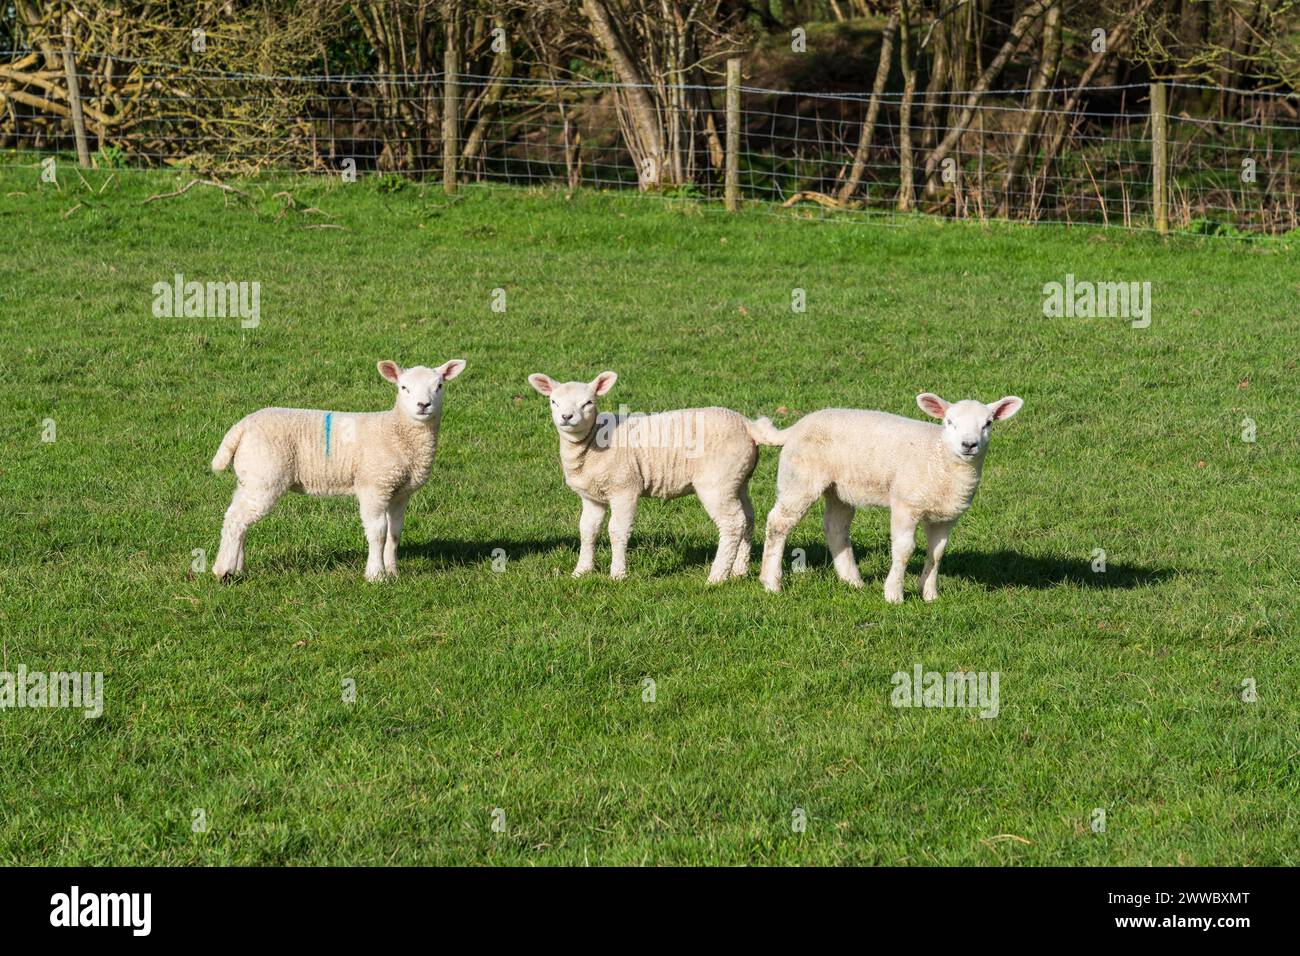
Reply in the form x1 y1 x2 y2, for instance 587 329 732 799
2 51 1298 234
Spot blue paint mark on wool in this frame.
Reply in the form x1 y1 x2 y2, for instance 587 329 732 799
324 412 333 457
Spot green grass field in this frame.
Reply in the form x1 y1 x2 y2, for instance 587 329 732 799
1 162 1296 865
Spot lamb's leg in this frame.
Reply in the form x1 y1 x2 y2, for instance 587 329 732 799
883 508 919 604
607 494 638 580
232 495 249 575
357 492 391 582
759 488 818 592
698 486 747 585
574 497 607 577
212 486 248 579
823 489 862 588
383 494 410 577
920 519 955 602
730 486 755 578
213 484 282 579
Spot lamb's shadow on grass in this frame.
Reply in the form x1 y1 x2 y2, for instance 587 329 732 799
407 536 576 569
635 541 726 576
784 544 1175 591
408 537 728 574
419 536 729 576
319 538 1175 590
312 536 576 571
942 549 1176 590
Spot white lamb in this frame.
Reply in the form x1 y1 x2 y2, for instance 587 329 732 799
209 358 467 581
757 392 1023 602
526 371 780 582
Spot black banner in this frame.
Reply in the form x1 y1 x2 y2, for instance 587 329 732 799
0 866 1275 941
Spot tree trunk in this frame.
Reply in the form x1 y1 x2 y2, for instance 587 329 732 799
922 0 1056 186
581 0 665 186
896 0 916 212
1035 0 1157 190
838 8 899 204
460 24 512 166
920 11 952 199
998 2 1061 216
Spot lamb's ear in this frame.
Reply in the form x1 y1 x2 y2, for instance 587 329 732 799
527 373 555 396
378 360 403 383
990 396 1024 421
916 392 949 419
592 370 618 396
437 358 467 381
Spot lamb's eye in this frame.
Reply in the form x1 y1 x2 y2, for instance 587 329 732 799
401 385 408 392
584 401 593 408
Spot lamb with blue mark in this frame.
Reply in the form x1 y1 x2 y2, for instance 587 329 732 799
210 358 467 580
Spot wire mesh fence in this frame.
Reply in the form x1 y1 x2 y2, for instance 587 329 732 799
3 50 1298 234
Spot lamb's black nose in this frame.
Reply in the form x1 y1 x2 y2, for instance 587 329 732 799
962 440 979 452
561 413 573 423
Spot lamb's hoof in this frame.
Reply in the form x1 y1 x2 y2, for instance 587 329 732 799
840 577 865 589
730 564 749 578
759 576 781 593
884 590 904 605
922 590 939 603
707 572 728 585
571 566 593 578
609 569 627 581
365 568 388 583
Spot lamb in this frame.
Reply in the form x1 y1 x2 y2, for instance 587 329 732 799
209 358 467 581
526 371 781 582
757 392 1023 603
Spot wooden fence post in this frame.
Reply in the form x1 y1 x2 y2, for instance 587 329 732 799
724 57 741 212
1150 82 1168 235
443 35 459 196
62 28 91 168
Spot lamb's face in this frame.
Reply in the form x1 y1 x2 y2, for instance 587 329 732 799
941 400 997 460
547 381 600 435
918 393 1023 461
396 366 444 422
379 358 467 423
528 371 618 439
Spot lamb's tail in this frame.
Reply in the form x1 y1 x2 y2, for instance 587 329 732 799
746 416 789 446
211 419 246 472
